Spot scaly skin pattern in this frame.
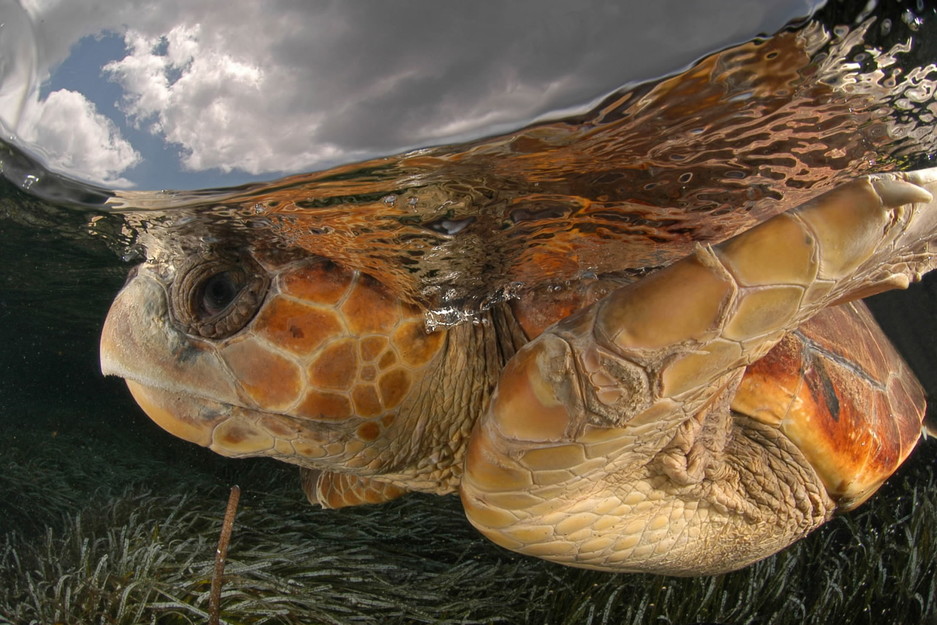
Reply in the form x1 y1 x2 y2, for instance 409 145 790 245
101 169 937 575
460 170 937 574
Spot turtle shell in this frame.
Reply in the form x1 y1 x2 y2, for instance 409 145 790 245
732 300 926 510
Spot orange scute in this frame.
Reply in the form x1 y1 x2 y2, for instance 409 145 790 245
360 365 377 382
308 339 358 390
296 389 353 421
392 320 445 366
256 297 344 355
378 350 397 368
356 421 381 441
340 277 402 334
734 302 926 509
279 259 353 305
352 385 383 416
378 369 411 410
360 336 389 361
221 340 302 409
213 418 274 454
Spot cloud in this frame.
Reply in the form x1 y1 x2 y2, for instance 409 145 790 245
104 24 310 174
9 0 823 186
15 89 141 187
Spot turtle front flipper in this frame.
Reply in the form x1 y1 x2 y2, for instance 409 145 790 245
460 168 937 575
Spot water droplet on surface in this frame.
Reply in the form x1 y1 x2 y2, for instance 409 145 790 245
121 244 146 263
423 217 475 235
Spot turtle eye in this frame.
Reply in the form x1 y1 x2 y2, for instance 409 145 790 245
199 270 243 317
171 254 269 339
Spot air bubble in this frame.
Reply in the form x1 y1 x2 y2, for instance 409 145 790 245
424 217 475 235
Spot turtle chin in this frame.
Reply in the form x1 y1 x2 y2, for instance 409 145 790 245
125 379 219 447
124 380 287 459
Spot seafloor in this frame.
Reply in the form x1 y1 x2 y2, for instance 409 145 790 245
1 395 935 624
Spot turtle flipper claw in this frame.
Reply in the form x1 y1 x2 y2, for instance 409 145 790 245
870 173 934 208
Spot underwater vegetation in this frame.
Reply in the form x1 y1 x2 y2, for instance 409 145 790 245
0 412 935 625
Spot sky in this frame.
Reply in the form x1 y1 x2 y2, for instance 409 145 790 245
0 0 823 190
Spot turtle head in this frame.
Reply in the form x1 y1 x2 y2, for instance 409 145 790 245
101 249 447 471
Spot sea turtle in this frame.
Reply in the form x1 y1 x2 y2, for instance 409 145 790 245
101 168 937 575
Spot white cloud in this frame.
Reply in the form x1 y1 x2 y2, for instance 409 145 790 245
15 89 141 187
105 24 301 174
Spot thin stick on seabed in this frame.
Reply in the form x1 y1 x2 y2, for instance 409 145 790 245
209 485 241 625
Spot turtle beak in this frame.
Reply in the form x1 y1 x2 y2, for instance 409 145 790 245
100 269 241 447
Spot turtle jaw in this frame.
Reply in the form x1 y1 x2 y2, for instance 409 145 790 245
122 378 290 460
124 379 217 447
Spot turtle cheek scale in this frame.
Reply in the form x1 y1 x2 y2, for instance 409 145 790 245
210 259 447 467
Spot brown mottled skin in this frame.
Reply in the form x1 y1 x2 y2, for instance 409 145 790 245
102 169 937 575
